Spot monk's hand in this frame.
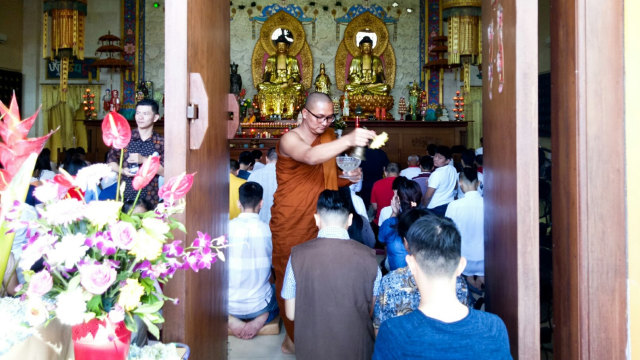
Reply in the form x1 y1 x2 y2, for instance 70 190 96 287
345 167 363 183
347 128 377 147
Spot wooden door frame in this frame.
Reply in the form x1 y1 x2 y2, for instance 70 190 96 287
482 0 540 357
551 0 627 357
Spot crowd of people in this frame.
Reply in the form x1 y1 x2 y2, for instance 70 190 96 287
228 92 510 358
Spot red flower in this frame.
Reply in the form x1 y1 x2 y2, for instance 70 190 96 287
132 155 160 191
159 172 195 202
0 93 55 190
101 112 131 150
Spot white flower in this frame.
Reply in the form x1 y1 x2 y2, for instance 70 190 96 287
55 287 88 325
25 298 50 327
19 233 57 270
108 305 125 324
38 198 85 226
84 200 123 228
142 217 170 239
75 164 115 192
33 181 64 203
46 234 88 270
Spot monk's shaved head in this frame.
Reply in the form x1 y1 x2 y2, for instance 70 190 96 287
305 92 332 110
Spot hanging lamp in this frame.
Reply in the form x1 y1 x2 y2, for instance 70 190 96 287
42 0 87 101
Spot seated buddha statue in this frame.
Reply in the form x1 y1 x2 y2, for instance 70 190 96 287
257 34 305 118
345 36 390 97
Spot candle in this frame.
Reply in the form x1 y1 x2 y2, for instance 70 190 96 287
381 108 387 120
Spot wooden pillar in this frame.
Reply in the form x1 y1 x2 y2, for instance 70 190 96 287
481 0 540 358
551 0 627 357
163 0 230 358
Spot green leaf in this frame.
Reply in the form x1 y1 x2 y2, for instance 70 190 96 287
171 220 187 234
133 300 164 314
140 277 156 293
67 274 81 290
138 314 160 340
87 295 103 313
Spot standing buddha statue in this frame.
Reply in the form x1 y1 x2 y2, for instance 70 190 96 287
314 63 332 95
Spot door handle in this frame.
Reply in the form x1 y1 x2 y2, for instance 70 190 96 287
188 72 208 150
227 94 239 139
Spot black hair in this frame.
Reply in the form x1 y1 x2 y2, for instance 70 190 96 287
384 162 400 175
251 150 263 161
435 145 452 160
239 151 255 166
35 150 52 171
460 165 479 183
461 148 475 167
475 154 483 166
426 144 437 157
75 147 87 155
266 147 278 161
64 158 87 176
239 181 263 209
338 187 365 244
359 36 374 45
230 159 240 172
274 33 292 45
136 98 160 115
393 176 422 213
406 215 461 276
419 155 433 171
397 207 432 239
316 190 349 219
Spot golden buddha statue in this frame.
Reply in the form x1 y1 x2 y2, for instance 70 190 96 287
314 63 331 95
345 36 390 97
256 34 305 118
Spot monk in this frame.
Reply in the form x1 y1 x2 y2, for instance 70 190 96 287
270 92 377 353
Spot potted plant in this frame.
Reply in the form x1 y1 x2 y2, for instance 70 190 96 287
1 98 226 359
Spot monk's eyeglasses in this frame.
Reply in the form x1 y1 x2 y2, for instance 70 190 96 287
305 107 336 124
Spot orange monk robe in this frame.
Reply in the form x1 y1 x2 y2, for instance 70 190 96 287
270 128 351 340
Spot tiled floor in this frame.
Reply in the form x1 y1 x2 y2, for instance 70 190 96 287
228 331 296 360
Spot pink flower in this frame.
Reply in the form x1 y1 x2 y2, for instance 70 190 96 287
132 155 160 191
109 221 136 250
159 172 195 203
27 270 53 297
101 111 131 150
79 262 117 295
163 240 184 257
191 231 211 249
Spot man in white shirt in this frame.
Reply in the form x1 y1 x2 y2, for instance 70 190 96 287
445 167 485 288
228 182 277 339
248 147 278 224
422 146 458 216
399 154 421 179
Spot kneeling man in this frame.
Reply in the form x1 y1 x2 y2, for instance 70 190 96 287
373 215 511 359
282 190 381 359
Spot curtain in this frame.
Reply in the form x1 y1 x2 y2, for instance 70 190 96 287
41 84 101 162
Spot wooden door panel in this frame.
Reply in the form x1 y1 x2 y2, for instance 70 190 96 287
163 0 230 359
482 0 540 358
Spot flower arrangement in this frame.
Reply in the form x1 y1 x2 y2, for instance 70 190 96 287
332 115 347 131
6 108 226 341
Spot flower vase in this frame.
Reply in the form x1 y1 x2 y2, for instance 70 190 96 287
336 129 343 138
71 318 131 360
